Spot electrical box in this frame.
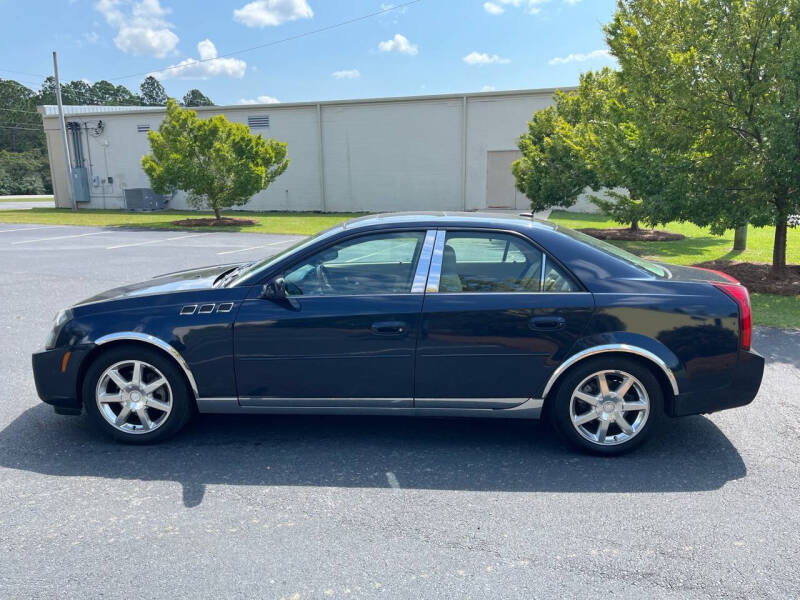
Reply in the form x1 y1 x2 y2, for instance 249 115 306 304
70 167 91 203
123 188 169 211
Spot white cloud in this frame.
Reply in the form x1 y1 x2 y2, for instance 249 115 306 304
378 33 418 55
84 31 100 44
548 48 613 65
380 2 408 14
483 0 522 14
150 39 247 80
481 85 496 92
95 0 179 58
233 0 313 27
527 0 549 14
332 69 360 79
483 2 504 15
239 95 280 104
463 51 510 65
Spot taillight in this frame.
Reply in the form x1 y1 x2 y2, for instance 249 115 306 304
713 282 752 350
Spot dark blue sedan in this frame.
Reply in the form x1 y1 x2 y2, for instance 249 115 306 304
32 213 764 454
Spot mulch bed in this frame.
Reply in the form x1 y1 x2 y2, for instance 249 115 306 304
170 217 258 227
693 260 800 296
579 227 686 241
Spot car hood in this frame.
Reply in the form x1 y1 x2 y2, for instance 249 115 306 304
75 263 243 306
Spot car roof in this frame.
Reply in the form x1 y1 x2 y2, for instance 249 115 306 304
341 211 558 232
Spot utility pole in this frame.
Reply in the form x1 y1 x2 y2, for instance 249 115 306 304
53 51 76 210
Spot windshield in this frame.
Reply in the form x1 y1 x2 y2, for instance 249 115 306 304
226 223 346 286
555 224 669 277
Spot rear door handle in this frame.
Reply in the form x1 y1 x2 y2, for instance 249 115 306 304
529 316 566 331
371 321 408 336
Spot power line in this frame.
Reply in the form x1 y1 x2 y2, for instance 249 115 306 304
110 0 422 82
0 106 40 115
0 67 49 78
0 124 43 132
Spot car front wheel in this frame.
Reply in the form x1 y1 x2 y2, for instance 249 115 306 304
550 357 663 455
82 345 194 443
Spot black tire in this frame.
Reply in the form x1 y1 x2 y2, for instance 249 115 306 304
82 344 194 444
549 356 664 456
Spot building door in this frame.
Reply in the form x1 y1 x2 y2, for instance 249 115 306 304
486 150 526 210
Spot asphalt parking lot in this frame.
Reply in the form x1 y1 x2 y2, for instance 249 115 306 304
0 223 798 599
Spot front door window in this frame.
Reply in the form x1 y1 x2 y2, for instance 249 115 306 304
284 231 427 296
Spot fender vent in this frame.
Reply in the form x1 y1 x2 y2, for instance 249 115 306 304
180 305 197 315
198 304 216 314
217 302 234 313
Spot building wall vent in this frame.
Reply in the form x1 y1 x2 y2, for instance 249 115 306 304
137 124 150 133
247 115 270 129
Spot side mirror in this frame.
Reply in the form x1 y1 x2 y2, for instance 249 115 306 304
261 277 287 299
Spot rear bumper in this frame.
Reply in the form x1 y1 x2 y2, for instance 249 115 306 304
670 349 764 417
31 346 90 410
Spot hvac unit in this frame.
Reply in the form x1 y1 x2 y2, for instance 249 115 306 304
123 188 169 211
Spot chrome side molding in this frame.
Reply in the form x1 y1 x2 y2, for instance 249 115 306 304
196 396 544 418
541 343 680 399
94 331 200 399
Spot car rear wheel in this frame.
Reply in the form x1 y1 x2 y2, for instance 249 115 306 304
83 345 194 444
550 357 663 455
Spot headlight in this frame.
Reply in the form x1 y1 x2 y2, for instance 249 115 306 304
45 308 73 350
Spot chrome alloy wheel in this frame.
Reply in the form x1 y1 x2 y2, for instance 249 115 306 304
95 360 173 434
569 369 650 446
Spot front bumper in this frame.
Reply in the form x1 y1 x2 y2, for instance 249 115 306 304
670 349 765 417
31 346 91 410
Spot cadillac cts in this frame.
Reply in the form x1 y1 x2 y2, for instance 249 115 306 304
32 213 764 454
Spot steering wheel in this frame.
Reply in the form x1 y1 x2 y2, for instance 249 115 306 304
316 264 334 294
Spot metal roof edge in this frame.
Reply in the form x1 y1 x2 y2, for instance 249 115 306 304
38 86 578 119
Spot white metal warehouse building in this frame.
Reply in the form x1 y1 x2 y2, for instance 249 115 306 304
40 87 594 213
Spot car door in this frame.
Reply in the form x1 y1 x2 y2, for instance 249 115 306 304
414 229 594 408
234 229 435 407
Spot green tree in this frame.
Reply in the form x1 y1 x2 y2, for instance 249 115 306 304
37 77 142 106
607 0 800 277
182 89 213 107
0 79 44 153
511 94 597 214
142 100 289 219
140 76 168 106
513 68 680 230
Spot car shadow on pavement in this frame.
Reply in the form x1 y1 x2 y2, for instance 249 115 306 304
0 405 746 508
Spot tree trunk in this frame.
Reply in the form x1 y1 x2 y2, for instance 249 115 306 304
733 224 748 252
629 219 640 232
213 206 221 220
771 219 787 279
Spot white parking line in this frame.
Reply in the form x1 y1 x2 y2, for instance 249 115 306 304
0 226 66 234
386 471 401 490
11 231 108 245
216 240 296 256
106 233 208 250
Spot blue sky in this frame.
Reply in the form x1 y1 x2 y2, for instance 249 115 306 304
1 0 619 106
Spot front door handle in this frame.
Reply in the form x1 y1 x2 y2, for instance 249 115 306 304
529 316 566 331
371 321 408 336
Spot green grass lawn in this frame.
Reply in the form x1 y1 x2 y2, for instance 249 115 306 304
0 206 796 328
0 208 360 236
547 210 800 265
549 210 799 329
0 196 53 203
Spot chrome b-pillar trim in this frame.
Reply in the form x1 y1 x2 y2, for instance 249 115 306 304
94 332 200 399
411 230 437 293
425 230 447 293
541 343 680 399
